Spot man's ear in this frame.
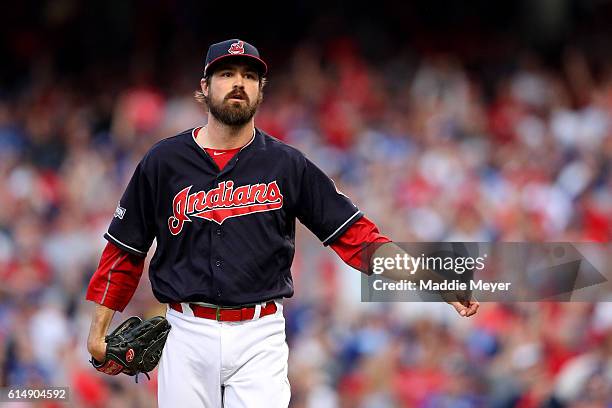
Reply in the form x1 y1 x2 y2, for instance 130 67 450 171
200 77 208 97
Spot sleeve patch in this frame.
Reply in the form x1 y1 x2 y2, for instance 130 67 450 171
114 204 127 220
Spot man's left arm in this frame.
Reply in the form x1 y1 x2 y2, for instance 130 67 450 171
329 216 480 317
292 154 478 317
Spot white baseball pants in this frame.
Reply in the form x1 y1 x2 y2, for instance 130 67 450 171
158 301 290 408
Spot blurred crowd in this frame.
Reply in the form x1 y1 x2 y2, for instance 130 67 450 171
0 34 611 407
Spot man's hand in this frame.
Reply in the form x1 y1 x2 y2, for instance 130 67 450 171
448 299 480 317
90 316 171 378
442 292 480 317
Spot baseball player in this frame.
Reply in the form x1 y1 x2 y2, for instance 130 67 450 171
85 39 479 407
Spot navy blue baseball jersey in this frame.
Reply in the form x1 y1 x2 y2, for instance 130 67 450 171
104 127 363 305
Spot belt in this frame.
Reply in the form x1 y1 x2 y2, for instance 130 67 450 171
169 301 277 322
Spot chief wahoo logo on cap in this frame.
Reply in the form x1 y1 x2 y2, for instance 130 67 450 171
228 41 245 55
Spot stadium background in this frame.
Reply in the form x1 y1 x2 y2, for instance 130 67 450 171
1 0 612 406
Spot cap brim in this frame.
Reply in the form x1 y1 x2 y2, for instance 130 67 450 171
205 54 268 77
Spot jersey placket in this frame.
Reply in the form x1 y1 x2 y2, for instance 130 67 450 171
208 143 248 303
191 127 253 304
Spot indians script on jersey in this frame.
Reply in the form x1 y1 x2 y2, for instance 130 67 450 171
168 180 283 234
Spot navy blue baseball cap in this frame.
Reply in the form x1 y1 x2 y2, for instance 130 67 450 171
204 39 268 77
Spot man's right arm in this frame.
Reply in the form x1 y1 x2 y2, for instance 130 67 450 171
85 241 146 311
85 241 146 360
87 303 115 361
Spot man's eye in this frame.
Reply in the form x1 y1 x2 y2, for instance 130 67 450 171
246 73 257 80
221 72 232 77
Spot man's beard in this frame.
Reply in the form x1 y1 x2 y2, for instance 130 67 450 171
208 88 262 127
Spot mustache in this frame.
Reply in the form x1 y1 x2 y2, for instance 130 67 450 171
225 90 249 102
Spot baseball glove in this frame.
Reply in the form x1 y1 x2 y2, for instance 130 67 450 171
90 316 171 382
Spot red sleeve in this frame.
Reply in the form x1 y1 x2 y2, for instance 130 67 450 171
329 216 391 274
85 241 146 312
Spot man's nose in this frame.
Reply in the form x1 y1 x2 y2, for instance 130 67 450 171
232 74 246 88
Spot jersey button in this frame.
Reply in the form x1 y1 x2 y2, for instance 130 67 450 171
216 229 221 236
217 290 222 297
215 260 222 267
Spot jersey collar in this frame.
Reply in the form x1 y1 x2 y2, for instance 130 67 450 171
191 126 256 151
189 126 263 174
